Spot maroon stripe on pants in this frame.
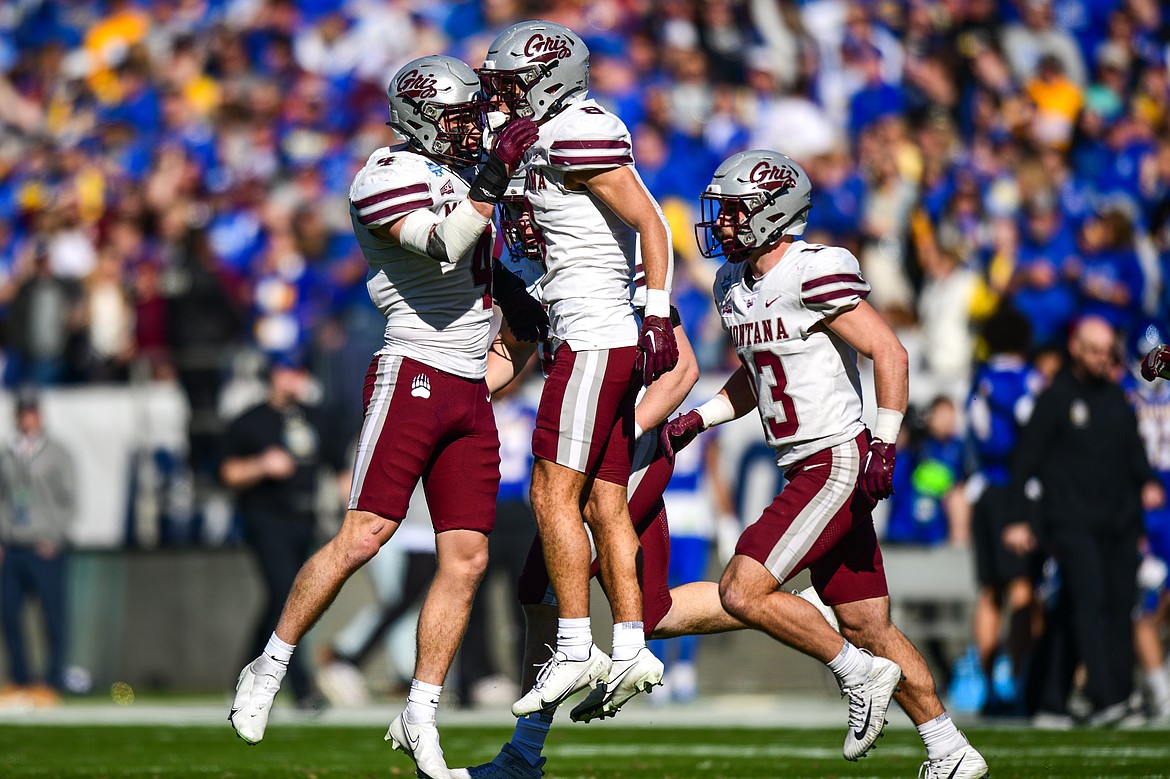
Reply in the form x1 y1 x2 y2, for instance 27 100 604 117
735 433 887 605
352 356 499 533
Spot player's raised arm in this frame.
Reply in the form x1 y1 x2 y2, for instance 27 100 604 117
660 365 756 462
376 118 538 261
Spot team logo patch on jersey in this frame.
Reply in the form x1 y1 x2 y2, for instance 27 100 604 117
1069 398 1090 428
440 180 455 196
524 33 573 63
411 373 432 399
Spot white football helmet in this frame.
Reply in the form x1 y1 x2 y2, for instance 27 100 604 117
387 55 484 168
479 20 589 122
695 150 812 262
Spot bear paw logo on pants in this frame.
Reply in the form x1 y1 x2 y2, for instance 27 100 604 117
411 373 431 399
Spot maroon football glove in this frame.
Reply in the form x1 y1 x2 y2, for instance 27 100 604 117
859 440 896 503
660 410 703 464
637 315 679 385
470 117 539 205
1141 345 1170 382
493 117 539 171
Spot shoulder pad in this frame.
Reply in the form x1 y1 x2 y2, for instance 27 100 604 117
350 150 438 228
546 101 633 171
797 245 870 313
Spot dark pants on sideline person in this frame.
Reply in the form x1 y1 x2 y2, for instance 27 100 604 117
1030 526 1140 716
0 546 67 689
242 512 316 704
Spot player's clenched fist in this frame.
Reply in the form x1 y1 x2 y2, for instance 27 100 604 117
660 410 703 463
1141 344 1170 382
492 117 539 170
471 117 539 205
637 315 679 384
859 440 896 502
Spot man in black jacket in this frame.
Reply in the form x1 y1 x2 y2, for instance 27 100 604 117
221 355 348 710
1005 315 1164 726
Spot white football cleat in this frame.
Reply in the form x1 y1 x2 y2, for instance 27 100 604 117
386 712 451 779
570 646 664 722
229 660 285 745
841 653 903 761
917 744 989 778
511 644 611 717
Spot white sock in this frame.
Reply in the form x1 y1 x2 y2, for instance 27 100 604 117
1147 668 1170 711
556 617 592 661
917 712 968 761
405 679 442 724
253 633 294 677
827 641 873 689
611 622 645 661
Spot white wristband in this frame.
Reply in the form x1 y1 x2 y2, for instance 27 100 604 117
696 394 736 429
645 288 670 319
633 421 644 440
874 408 903 443
397 209 442 255
432 198 491 262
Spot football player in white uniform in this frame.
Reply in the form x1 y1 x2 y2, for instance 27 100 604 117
448 186 796 779
478 21 679 717
663 151 988 778
229 55 542 779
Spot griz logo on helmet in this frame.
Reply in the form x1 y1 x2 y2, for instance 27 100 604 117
396 69 439 100
523 33 574 63
749 161 799 192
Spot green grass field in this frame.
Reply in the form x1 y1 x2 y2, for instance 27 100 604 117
2 724 1169 778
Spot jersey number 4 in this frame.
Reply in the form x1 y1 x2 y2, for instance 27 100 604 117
751 350 799 439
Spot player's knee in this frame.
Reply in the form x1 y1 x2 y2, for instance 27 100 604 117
438 536 489 583
343 533 383 573
336 511 392 571
718 575 752 621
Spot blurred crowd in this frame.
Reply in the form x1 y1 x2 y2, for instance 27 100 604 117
1 0 1170 719
1 0 1169 432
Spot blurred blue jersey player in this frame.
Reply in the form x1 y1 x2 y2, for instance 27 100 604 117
1126 321 1170 722
966 307 1044 714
